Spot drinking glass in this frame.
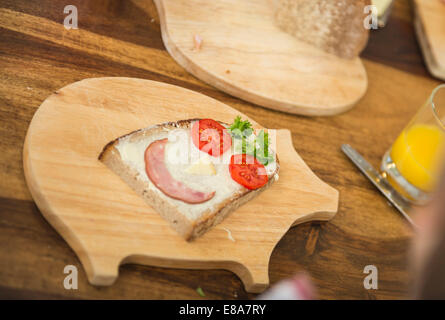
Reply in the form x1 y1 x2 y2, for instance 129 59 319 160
381 84 445 204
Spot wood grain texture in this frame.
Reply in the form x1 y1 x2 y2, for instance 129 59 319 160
23 77 338 293
414 0 445 80
0 0 442 299
154 0 368 116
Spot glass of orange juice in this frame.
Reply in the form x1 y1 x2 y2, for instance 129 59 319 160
381 84 445 203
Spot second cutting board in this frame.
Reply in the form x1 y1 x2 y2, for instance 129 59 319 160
414 0 445 81
154 0 368 116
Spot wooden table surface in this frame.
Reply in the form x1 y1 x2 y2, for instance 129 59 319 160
0 0 442 300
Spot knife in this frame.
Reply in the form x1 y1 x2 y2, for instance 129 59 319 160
341 144 417 228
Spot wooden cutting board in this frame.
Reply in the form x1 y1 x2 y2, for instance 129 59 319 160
414 0 445 81
23 78 339 293
154 0 368 116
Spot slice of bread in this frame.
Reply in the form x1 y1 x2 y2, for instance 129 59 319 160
273 0 371 59
99 119 280 241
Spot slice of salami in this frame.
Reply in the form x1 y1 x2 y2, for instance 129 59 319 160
144 138 215 204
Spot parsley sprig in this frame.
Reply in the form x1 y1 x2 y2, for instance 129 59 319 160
228 116 274 165
229 116 253 138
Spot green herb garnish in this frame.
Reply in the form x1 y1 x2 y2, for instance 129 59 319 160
228 117 274 165
229 116 253 138
196 287 205 297
255 130 274 165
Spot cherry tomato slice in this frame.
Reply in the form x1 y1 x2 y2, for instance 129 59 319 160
191 119 232 157
229 154 268 190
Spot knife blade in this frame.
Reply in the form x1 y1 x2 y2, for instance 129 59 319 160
341 144 417 228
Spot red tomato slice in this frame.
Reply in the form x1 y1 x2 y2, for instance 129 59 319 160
191 119 232 157
229 154 268 190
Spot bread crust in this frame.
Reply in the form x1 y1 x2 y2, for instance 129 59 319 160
99 119 279 241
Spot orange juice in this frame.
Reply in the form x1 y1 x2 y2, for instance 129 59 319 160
390 124 445 192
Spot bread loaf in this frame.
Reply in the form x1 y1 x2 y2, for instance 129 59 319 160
273 0 371 59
